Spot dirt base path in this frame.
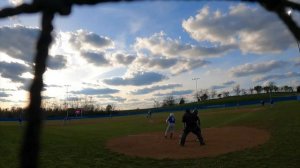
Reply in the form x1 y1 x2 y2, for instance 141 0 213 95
106 126 270 159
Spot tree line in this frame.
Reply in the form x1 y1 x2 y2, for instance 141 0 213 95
0 103 117 119
159 83 300 107
1 83 299 118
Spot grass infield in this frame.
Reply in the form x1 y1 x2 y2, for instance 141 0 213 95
0 101 299 168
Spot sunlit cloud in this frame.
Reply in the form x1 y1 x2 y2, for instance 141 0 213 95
69 30 114 51
182 4 295 54
8 0 24 6
132 53 210 75
134 31 236 58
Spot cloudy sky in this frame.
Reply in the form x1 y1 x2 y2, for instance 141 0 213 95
0 0 300 110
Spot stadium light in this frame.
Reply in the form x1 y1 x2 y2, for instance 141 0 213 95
192 77 200 92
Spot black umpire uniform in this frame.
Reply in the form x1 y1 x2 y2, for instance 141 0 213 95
180 109 205 146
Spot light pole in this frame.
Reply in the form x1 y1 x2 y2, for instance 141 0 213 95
64 84 70 119
64 85 70 109
192 77 200 92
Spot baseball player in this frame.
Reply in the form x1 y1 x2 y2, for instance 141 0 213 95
165 113 176 138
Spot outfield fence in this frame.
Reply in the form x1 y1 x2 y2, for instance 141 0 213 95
1 95 298 121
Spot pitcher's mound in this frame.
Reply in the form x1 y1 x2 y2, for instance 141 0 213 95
106 127 270 159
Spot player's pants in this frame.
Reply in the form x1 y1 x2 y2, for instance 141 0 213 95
165 123 175 136
180 127 205 146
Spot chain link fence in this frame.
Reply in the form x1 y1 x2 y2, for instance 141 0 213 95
0 0 299 167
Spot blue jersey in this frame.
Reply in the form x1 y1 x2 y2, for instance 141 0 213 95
167 116 175 124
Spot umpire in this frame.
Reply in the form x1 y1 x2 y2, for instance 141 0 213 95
180 109 205 146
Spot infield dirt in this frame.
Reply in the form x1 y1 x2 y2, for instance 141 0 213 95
106 126 270 159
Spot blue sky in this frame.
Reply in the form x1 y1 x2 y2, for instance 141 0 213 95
0 0 300 110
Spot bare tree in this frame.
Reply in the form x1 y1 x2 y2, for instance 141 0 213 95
263 86 270 93
194 91 201 102
106 104 112 112
106 104 116 112
162 96 175 107
217 93 222 99
222 91 230 97
179 97 185 105
249 88 254 94
194 89 208 102
210 89 217 99
254 85 263 94
153 99 160 108
282 85 290 92
241 89 247 95
200 93 209 101
233 84 241 96
268 82 276 93
289 86 294 92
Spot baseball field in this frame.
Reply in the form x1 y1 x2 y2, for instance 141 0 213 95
0 101 299 168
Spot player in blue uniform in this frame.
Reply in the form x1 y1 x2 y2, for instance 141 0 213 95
164 113 175 139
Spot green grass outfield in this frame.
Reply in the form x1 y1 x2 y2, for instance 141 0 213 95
0 101 299 168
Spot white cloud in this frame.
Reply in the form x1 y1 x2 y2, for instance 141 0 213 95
0 61 30 83
8 0 23 6
80 51 110 66
131 32 215 75
153 90 193 97
112 53 136 66
211 80 236 90
182 4 295 54
69 30 114 51
291 79 300 87
71 88 119 95
230 60 288 77
253 72 300 82
103 71 168 86
131 84 182 95
47 55 67 70
134 32 236 59
0 25 39 63
0 98 12 102
0 91 11 97
295 57 300 67
96 95 126 103
131 55 209 76
135 56 177 69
